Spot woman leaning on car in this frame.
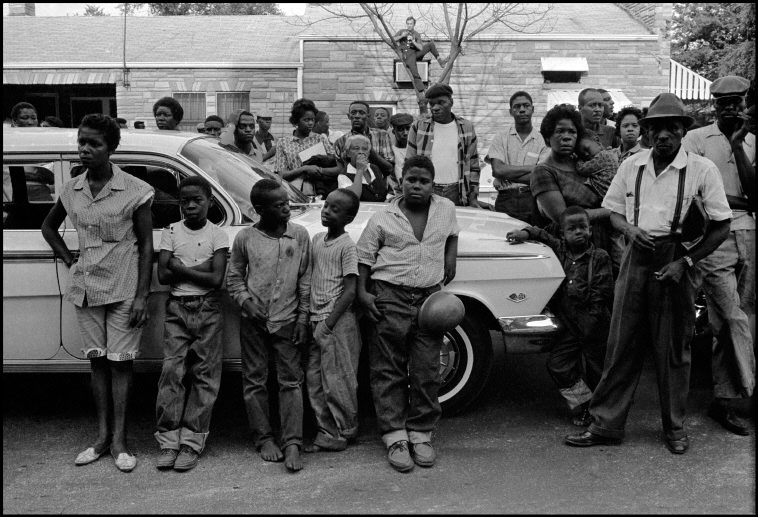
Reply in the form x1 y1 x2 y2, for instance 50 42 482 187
41 114 154 473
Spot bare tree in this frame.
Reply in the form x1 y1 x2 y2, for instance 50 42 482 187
83 4 108 16
311 3 553 113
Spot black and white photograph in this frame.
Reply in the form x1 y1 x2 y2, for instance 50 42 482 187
3 2 755 513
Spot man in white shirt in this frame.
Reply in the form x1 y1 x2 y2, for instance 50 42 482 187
406 83 481 207
485 91 548 223
565 93 732 455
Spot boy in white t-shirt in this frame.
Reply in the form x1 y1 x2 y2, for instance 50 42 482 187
154 176 229 472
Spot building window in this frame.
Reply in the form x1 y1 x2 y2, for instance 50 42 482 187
217 92 250 125
540 57 588 84
173 92 207 132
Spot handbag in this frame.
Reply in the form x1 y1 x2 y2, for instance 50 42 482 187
680 190 709 250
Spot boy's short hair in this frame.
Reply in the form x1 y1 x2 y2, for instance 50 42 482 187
11 101 36 121
204 114 224 125
559 205 590 228
334 188 360 217
250 178 283 206
509 91 533 107
43 116 65 127
402 155 435 179
79 113 121 151
179 176 212 198
152 96 184 123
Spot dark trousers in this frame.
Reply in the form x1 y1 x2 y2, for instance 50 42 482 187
588 238 695 441
240 318 303 450
155 293 223 454
369 280 443 438
494 187 535 224
433 182 462 206
401 42 440 92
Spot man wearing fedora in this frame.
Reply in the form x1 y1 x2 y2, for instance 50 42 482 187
683 75 755 436
565 93 732 454
406 83 481 207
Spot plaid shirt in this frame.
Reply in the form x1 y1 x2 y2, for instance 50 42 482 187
406 113 480 200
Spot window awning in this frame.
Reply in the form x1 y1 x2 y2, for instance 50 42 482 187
546 89 636 109
540 57 589 73
2 70 121 85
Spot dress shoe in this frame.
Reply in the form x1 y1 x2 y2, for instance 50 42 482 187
571 408 592 427
664 435 689 455
564 430 621 447
708 402 750 436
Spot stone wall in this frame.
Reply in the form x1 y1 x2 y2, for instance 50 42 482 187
303 37 669 152
115 68 298 135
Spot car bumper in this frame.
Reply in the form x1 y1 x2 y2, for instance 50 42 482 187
498 312 560 353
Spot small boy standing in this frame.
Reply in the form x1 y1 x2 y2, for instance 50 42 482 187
305 188 362 452
507 206 613 426
154 176 229 472
357 155 459 472
226 179 311 472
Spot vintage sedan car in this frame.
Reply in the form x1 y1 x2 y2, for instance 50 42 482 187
3 127 564 414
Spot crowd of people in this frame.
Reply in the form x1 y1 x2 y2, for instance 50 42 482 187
9 71 754 475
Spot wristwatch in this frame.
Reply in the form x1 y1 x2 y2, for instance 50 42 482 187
682 255 694 268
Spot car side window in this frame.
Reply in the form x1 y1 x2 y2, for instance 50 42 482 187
3 161 58 230
116 163 224 228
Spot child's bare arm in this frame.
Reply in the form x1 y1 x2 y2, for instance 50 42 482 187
167 248 229 289
443 235 458 285
357 264 381 322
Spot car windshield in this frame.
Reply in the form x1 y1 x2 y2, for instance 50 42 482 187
179 138 309 223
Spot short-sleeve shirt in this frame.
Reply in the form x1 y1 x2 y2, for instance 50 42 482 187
356 194 459 288
602 147 732 237
683 123 756 231
273 132 335 195
530 162 600 209
310 232 358 321
159 220 229 296
485 125 548 190
59 164 154 307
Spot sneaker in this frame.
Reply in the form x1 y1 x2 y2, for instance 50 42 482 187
173 445 200 471
156 448 178 470
410 442 436 467
387 440 414 473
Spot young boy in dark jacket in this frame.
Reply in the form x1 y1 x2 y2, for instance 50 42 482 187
508 205 613 426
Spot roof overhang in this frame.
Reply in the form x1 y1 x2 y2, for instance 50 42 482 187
546 89 635 108
541 57 589 73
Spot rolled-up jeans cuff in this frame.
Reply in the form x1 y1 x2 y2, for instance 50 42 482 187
281 438 303 450
179 428 209 454
408 430 432 444
154 429 181 450
382 429 409 448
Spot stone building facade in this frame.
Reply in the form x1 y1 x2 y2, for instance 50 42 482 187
4 3 672 149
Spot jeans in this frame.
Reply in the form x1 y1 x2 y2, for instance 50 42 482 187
155 292 223 454
240 317 303 450
494 187 534 224
369 280 443 447
588 237 695 441
307 310 362 445
695 229 756 399
433 182 461 206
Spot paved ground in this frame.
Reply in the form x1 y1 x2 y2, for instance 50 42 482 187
3 333 755 514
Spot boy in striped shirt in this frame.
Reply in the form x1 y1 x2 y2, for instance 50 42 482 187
305 188 362 452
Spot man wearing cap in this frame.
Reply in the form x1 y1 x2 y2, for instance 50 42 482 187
406 83 481 207
579 88 619 149
565 93 732 454
255 110 276 162
485 91 548 222
683 75 755 436
388 113 414 198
